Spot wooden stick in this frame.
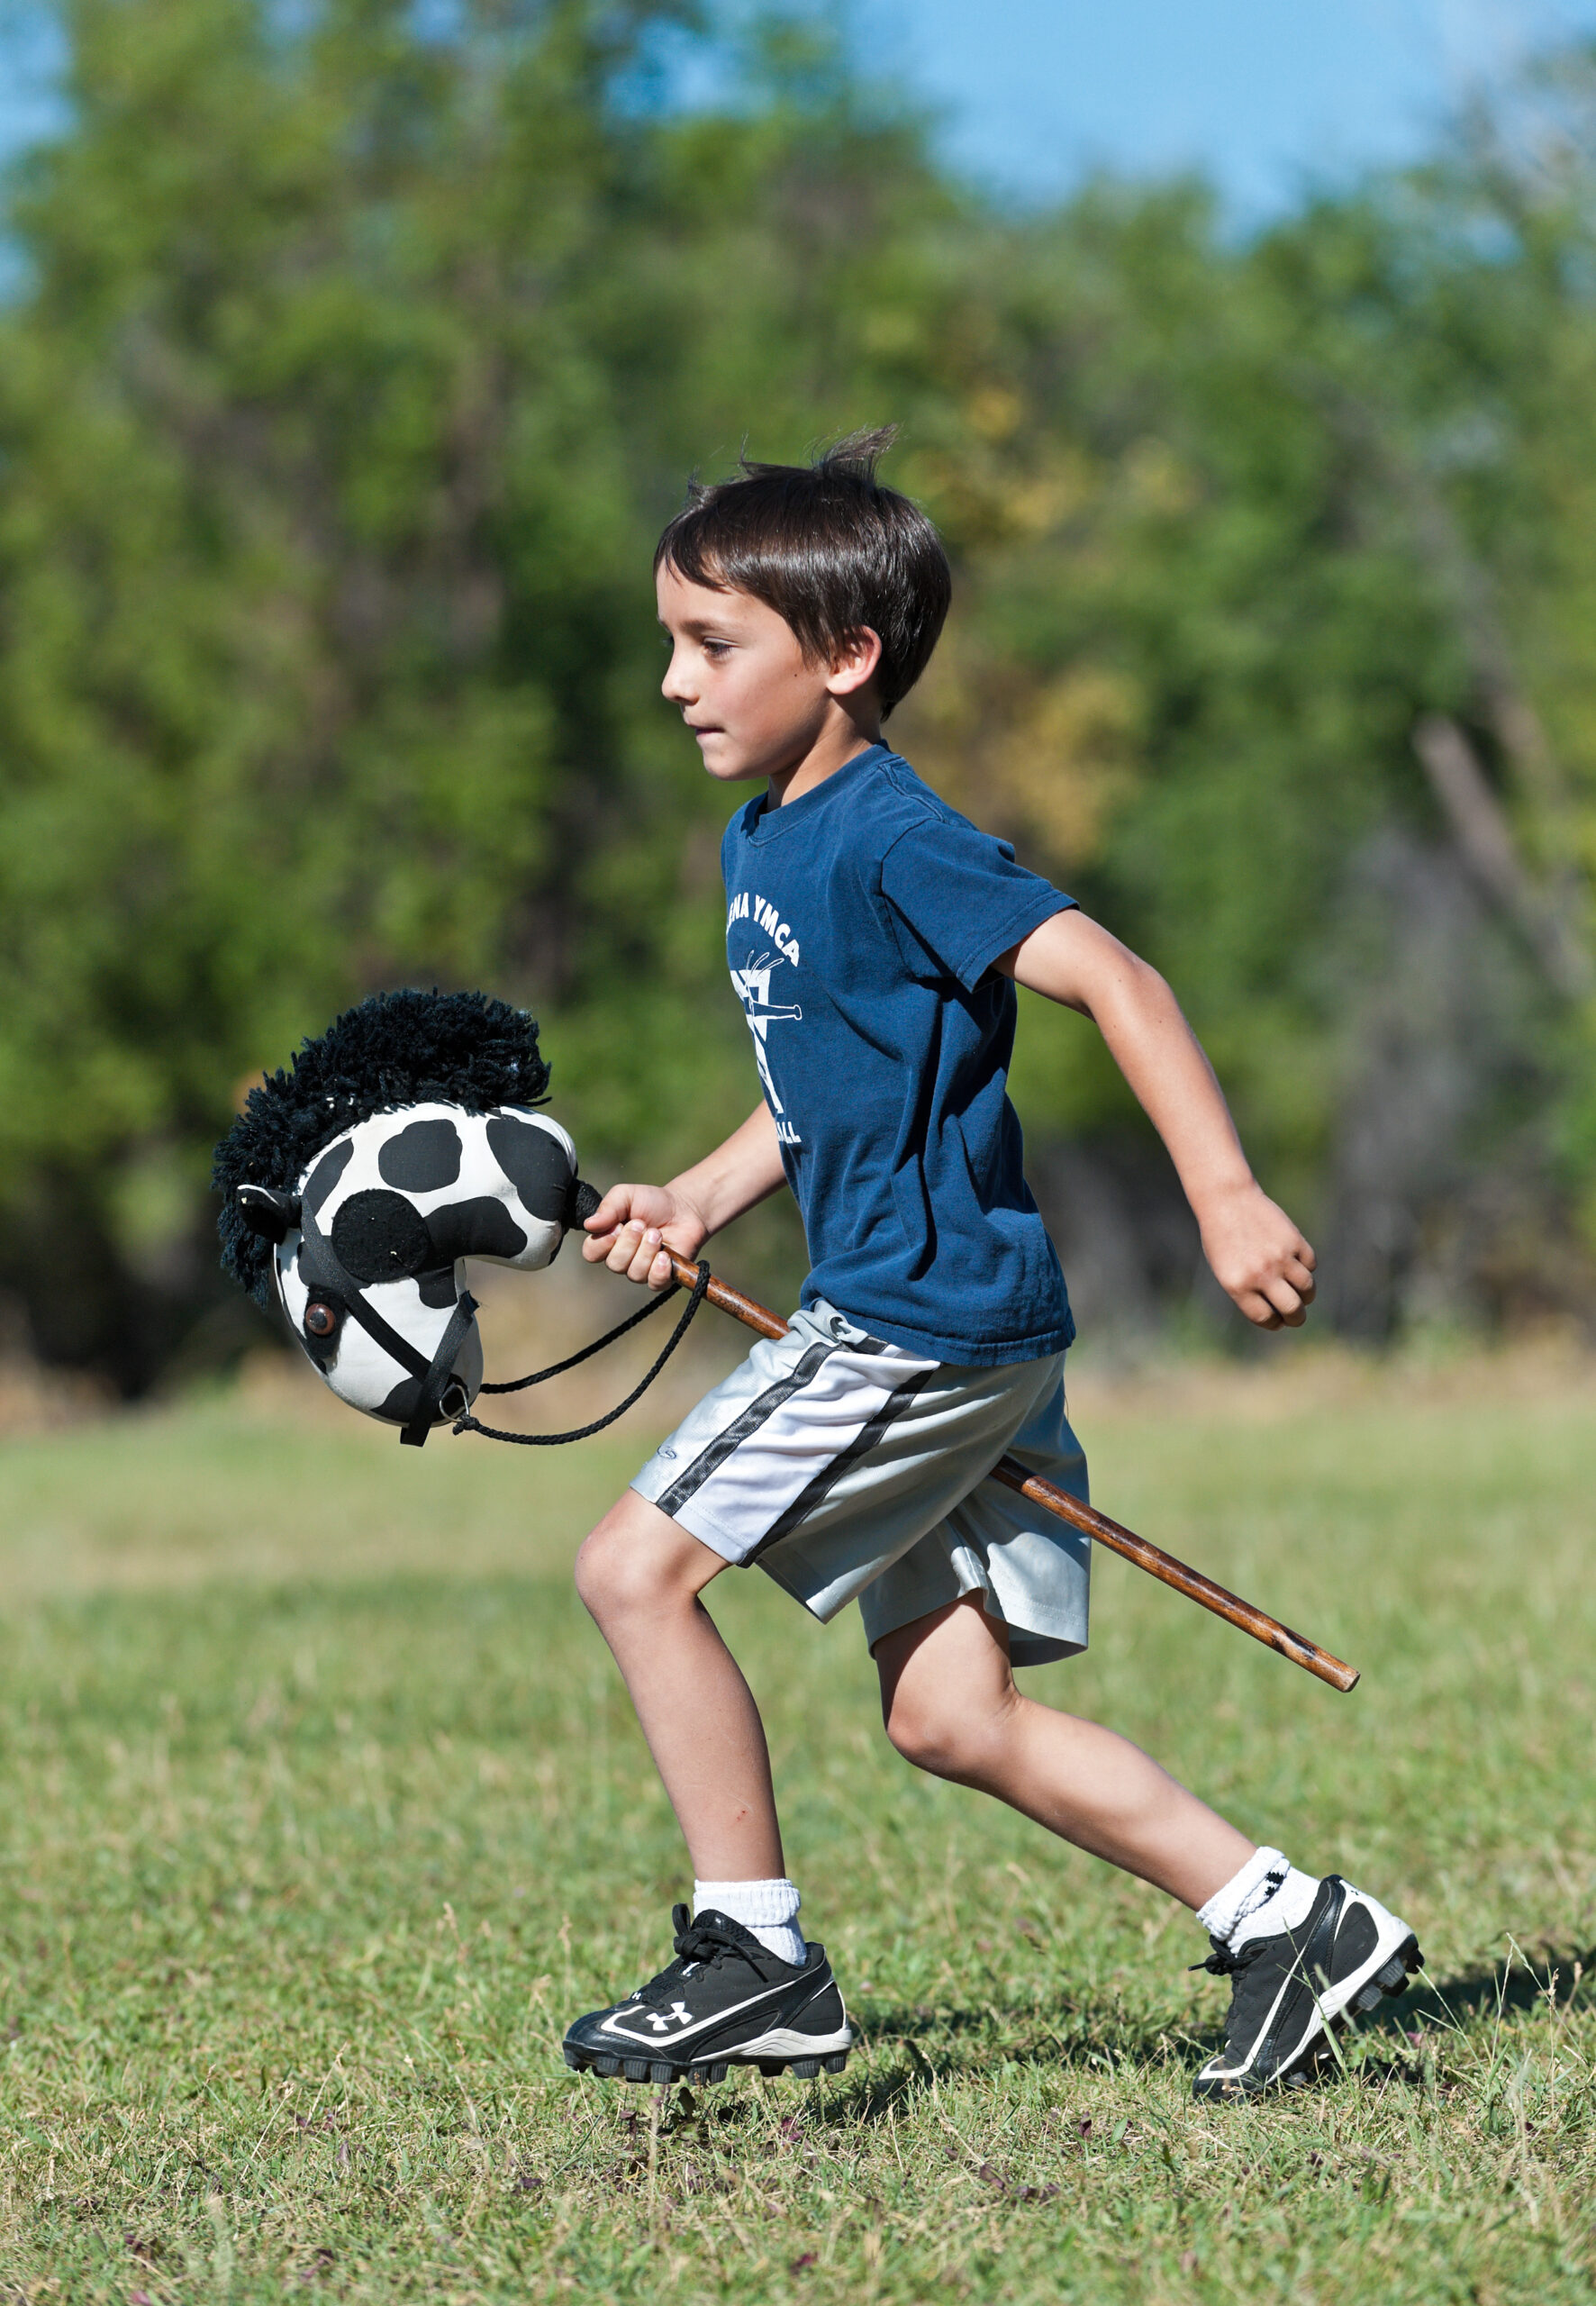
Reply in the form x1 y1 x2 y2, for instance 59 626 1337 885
666 1253 1359 1694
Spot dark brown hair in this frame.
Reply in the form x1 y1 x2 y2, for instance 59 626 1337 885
654 428 952 718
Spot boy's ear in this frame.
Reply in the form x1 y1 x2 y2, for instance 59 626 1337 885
825 625 884 699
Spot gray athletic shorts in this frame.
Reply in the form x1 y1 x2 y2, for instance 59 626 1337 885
630 1299 1090 1666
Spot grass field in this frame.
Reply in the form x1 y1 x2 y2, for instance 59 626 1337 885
2 1349 1595 2302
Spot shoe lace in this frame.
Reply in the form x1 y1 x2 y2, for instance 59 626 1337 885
668 1902 753 1968
1191 1939 1258 1977
622 1905 768 2008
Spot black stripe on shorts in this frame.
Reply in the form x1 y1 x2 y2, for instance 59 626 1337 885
744 1363 939 1565
653 1339 840 1521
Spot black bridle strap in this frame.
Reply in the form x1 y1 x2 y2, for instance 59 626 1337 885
453 1262 711 1447
400 1290 480 1449
295 1221 435 1381
295 1212 479 1444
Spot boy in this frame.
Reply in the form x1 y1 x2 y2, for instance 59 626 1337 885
563 431 1419 2101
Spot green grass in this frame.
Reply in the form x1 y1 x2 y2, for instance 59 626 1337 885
3 1360 1596 2301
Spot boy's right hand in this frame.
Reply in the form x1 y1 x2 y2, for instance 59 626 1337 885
583 1184 710 1292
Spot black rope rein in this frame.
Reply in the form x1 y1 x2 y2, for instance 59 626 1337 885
451 1262 712 1447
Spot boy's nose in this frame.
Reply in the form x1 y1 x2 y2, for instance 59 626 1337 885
661 652 695 704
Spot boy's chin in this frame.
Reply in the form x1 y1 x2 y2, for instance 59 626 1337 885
696 743 768 784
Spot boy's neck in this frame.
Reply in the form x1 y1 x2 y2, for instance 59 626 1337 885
766 701 883 809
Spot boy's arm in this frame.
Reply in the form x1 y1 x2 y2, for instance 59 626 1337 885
995 910 1316 1330
582 1102 788 1291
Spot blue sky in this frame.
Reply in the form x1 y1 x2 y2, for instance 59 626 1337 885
3 0 1596 221
885 0 1596 218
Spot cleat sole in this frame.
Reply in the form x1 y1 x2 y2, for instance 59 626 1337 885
1357 1937 1423 2011
562 2042 851 2085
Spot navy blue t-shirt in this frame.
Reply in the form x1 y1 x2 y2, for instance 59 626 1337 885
721 742 1076 1366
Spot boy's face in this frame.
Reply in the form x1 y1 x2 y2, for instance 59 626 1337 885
656 561 877 785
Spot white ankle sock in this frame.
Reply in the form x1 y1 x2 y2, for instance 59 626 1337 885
1198 1848 1320 1947
693 1877 805 1967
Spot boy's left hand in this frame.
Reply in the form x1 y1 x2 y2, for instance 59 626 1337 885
1197 1179 1317 1330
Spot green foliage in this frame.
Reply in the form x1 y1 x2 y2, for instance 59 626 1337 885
2 1370 1596 2295
4 3 1596 1375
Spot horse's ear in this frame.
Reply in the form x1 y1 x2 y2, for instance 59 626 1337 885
237 1184 302 1243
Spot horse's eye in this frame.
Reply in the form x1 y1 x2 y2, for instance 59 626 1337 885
304 1302 339 1339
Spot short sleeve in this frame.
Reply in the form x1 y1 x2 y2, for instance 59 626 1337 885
879 813 1075 990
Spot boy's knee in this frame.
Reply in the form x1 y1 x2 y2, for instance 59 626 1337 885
883 1694 952 1776
575 1520 648 1621
884 1684 1013 1783
573 1499 709 1625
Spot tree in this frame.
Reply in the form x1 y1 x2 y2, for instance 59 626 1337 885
4 4 1596 1381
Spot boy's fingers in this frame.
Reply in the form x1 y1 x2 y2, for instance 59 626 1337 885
607 1218 672 1285
603 1218 644 1275
628 1225 665 1282
1262 1275 1308 1326
1232 1270 1312 1328
585 1185 636 1234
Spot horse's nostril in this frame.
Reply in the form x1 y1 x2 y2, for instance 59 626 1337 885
304 1302 339 1339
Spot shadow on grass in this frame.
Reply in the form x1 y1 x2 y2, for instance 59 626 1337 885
822 2001 1192 2120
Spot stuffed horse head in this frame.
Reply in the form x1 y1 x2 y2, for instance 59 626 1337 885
213 990 599 1443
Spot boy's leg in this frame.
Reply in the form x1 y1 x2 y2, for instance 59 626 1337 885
875 1591 1420 2097
563 1489 853 2084
567 1493 853 2093
874 1591 1252 1908
575 1488 783 1880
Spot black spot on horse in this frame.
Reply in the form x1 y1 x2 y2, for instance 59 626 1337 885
332 1190 435 1283
485 1116 571 1221
376 1373 424 1428
376 1369 468 1430
418 1266 460 1309
302 1138 353 1218
378 1117 463 1193
425 1195 529 1264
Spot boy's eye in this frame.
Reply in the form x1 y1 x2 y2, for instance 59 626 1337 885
703 640 732 658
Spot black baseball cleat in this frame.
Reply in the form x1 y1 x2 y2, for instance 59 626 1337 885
1192 1875 1422 2100
562 1904 853 2085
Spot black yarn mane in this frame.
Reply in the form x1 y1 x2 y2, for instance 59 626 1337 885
213 989 550 1307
